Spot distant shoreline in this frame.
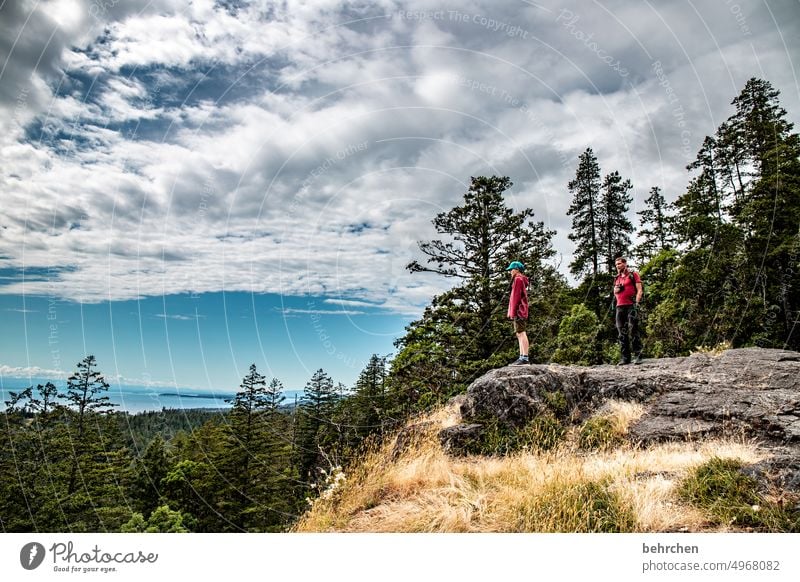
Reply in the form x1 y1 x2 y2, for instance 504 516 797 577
157 392 232 399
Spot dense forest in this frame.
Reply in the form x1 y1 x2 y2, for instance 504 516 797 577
2 78 798 532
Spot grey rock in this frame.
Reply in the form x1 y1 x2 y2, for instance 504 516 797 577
446 348 800 454
438 423 484 455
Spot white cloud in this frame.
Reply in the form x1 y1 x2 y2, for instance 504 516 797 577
1 0 798 312
0 364 69 379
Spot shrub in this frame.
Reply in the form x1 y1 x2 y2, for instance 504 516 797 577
678 457 799 531
578 416 623 451
542 390 568 417
471 415 565 456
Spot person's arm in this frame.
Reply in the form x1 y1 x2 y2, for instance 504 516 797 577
635 274 643 304
508 277 521 318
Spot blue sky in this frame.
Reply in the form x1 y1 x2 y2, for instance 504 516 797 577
0 290 404 391
1 0 798 390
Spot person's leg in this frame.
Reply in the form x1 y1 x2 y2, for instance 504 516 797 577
629 307 642 362
512 320 529 364
616 307 631 363
520 331 529 358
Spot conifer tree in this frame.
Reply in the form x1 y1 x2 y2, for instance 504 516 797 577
60 355 119 495
598 170 634 274
296 369 338 484
635 186 672 264
394 175 559 411
131 435 171 517
567 148 603 279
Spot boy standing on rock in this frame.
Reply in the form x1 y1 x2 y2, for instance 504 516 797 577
506 261 530 365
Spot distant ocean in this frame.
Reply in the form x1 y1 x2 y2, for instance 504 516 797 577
0 377 304 414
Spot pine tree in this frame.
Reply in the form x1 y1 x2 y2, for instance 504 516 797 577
567 148 603 278
407 175 556 360
295 369 338 484
635 186 672 264
337 354 389 455
598 170 634 274
60 355 119 495
131 435 171 517
395 175 559 411
217 364 297 531
724 78 800 348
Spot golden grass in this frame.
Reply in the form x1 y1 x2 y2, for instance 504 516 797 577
293 402 768 533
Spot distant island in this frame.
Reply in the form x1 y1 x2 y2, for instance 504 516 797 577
157 392 234 400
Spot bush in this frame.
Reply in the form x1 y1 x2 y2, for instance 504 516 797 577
578 416 623 451
678 457 799 531
472 415 565 456
551 304 600 365
542 390 568 417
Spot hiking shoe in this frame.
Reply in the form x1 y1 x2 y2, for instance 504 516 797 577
633 354 643 365
511 357 529 366
616 358 631 366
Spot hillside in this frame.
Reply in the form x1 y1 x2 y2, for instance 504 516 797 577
295 348 800 533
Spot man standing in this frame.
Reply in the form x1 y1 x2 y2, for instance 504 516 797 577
506 261 530 365
613 256 644 365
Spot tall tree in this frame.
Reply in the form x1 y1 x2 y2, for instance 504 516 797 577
295 369 338 484
598 170 634 274
130 435 171 518
635 186 672 265
724 78 800 348
407 175 556 360
60 355 119 495
567 148 603 278
396 175 558 408
217 364 296 531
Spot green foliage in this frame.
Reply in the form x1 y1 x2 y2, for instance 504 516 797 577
551 304 601 365
678 457 799 531
578 417 623 451
635 186 673 265
121 505 191 533
118 408 225 452
599 170 634 275
130 435 171 517
471 415 565 456
542 390 568 418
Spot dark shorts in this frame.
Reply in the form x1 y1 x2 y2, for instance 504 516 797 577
512 318 527 334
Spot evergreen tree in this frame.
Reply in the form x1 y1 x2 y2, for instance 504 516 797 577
265 378 286 413
567 148 603 279
60 355 119 495
393 175 559 414
217 364 296 531
407 175 556 361
337 354 389 455
724 78 800 348
296 369 338 484
598 170 634 274
131 435 171 518
635 186 672 264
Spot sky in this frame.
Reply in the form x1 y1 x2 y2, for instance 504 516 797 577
1 0 798 392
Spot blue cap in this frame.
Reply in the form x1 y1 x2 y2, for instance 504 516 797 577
506 261 525 271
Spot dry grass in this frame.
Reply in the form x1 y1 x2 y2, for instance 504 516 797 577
293 402 767 533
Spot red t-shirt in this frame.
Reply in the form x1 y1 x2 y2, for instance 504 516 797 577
614 270 641 306
507 274 529 319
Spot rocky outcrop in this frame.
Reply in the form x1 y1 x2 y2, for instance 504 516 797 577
442 348 800 471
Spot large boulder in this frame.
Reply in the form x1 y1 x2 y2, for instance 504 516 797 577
453 348 800 447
